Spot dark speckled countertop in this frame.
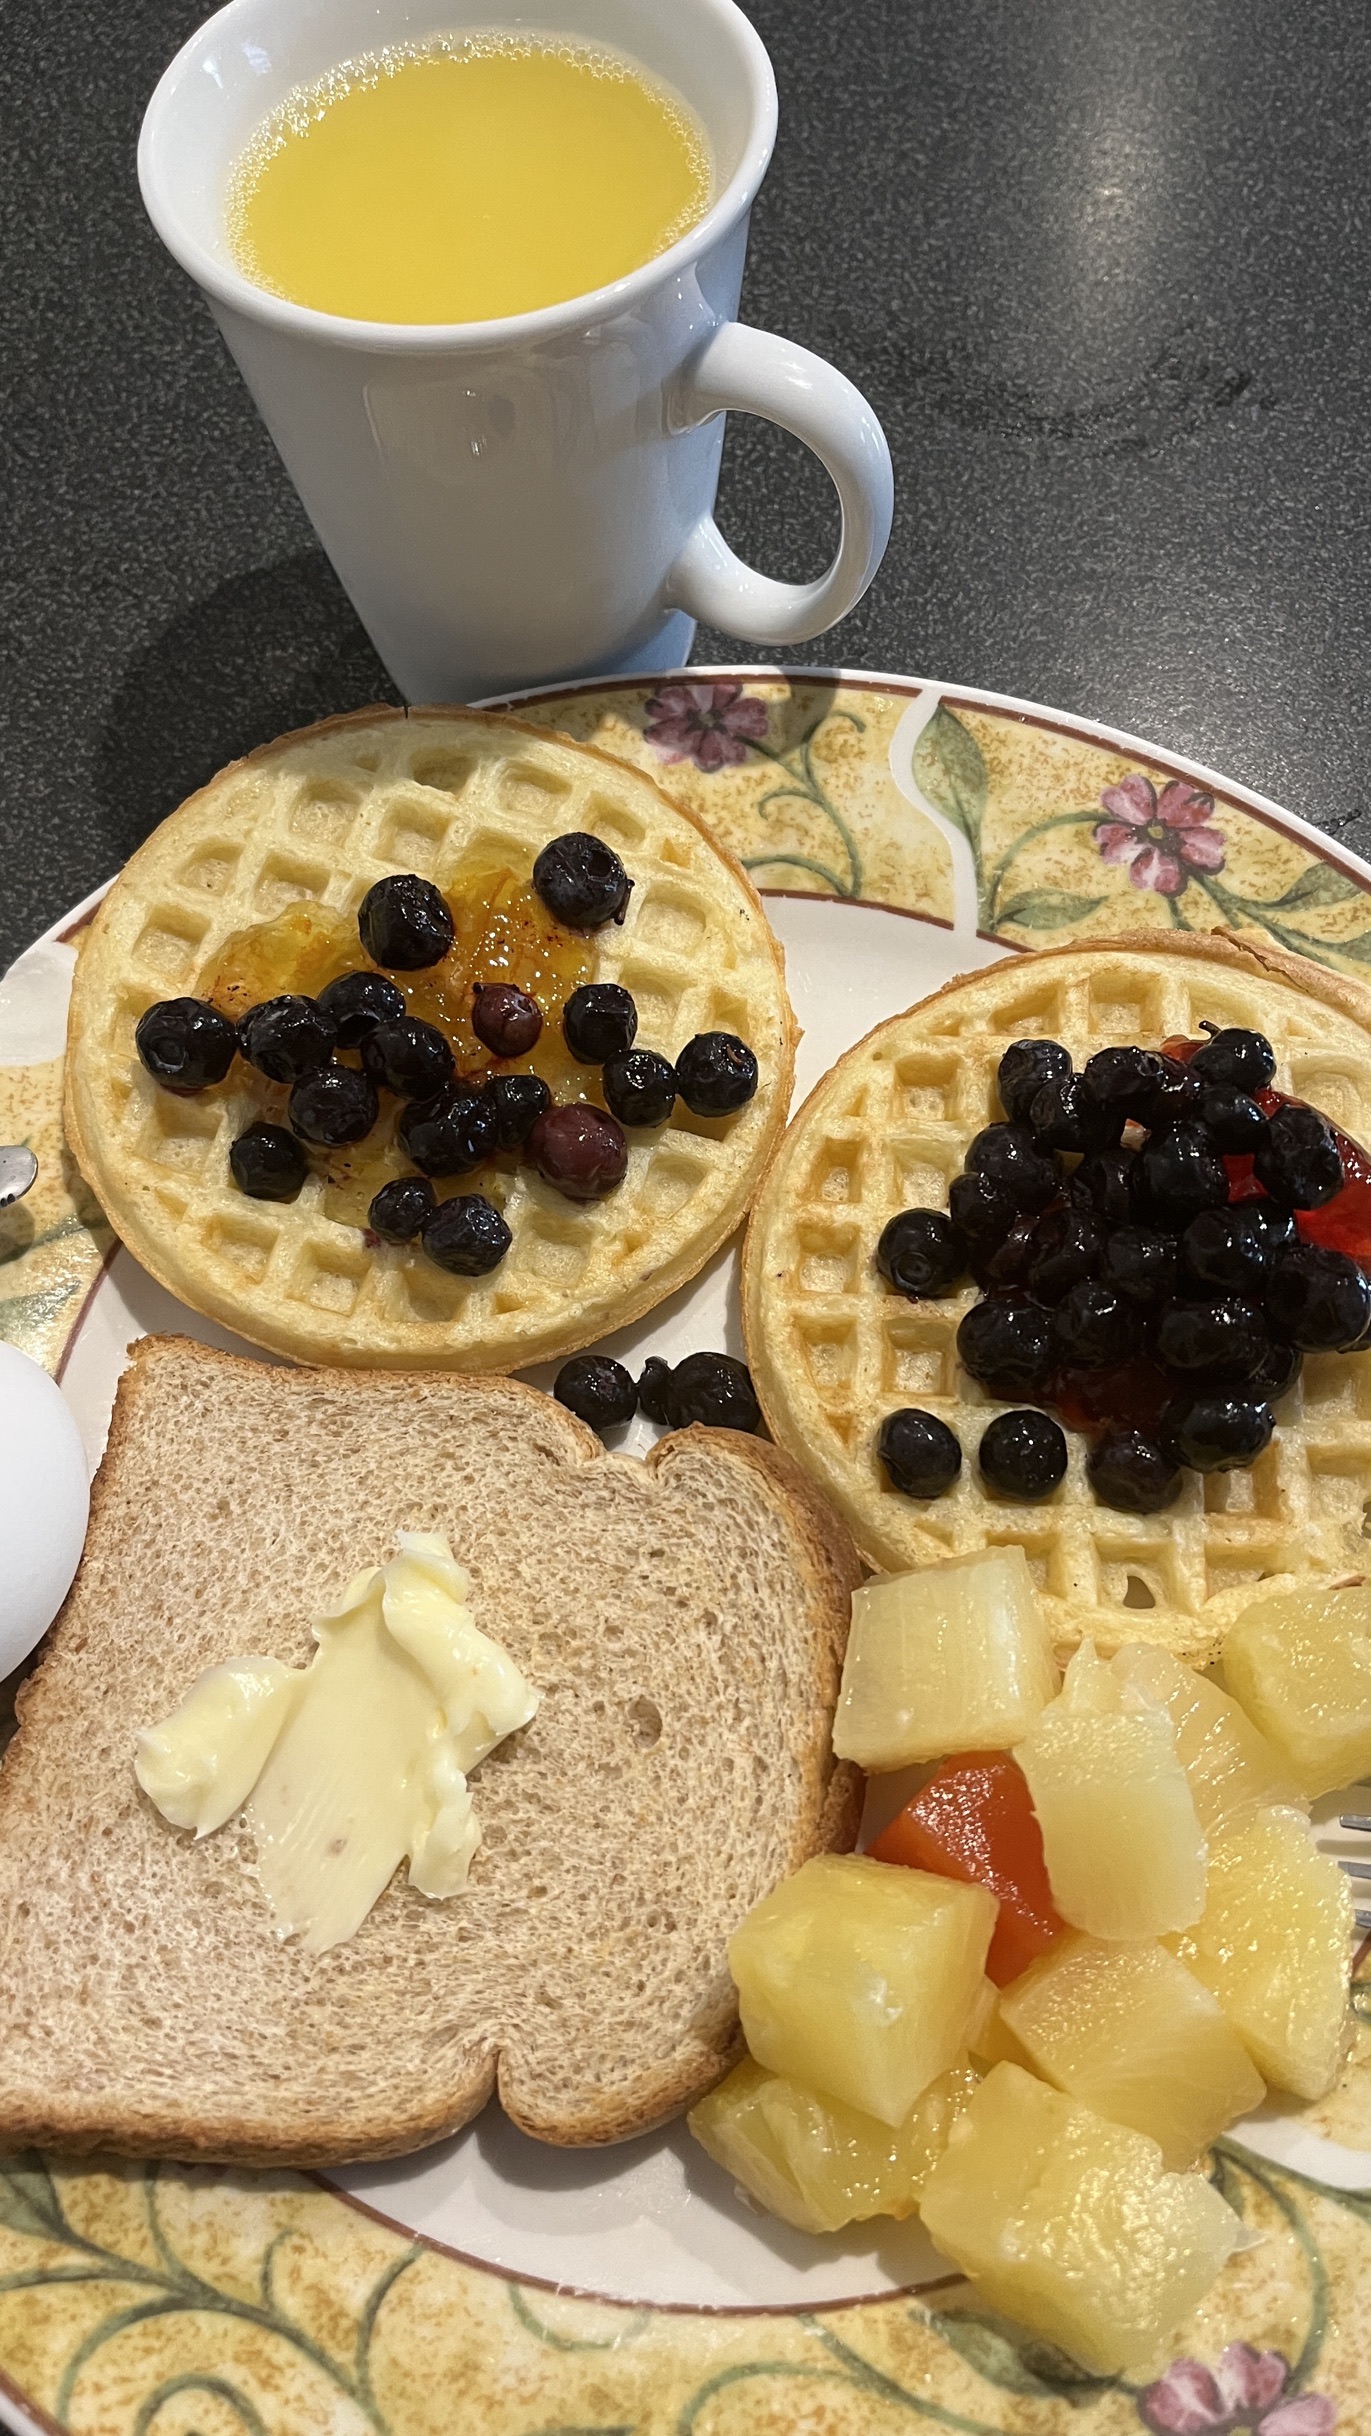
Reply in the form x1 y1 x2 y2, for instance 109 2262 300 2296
5 0 1371 969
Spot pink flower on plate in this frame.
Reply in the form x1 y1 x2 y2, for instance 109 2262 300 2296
1139 2344 1336 2434
642 681 770 772
1095 771 1227 897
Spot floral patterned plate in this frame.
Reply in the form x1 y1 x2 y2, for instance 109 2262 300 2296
3 668 1371 2436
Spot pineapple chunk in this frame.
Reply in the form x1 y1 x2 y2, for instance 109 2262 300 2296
833 1548 1057 1770
996 1933 1264 2168
728 1854 996 2127
1223 1581 1371 1797
1113 1641 1303 1838
688 2056 979 2233
1168 1806 1353 2100
919 2062 1241 2375
1015 1643 1206 1939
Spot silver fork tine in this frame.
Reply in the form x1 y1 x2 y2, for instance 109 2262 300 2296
1342 1816 1371 1832
1341 1861 1371 1880
1357 1910 1371 1932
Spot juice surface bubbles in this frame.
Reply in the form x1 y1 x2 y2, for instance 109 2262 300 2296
227 35 712 324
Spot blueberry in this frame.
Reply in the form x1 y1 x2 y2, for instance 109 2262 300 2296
229 1121 307 1202
1254 1104 1344 1209
1028 1074 1123 1154
876 1209 969 1299
1087 1428 1183 1513
1052 1278 1138 1369
360 1016 456 1098
529 1103 628 1200
1025 1207 1104 1303
399 1082 499 1176
1246 1336 1304 1400
239 995 337 1084
956 1297 1056 1398
877 1408 963 1498
563 983 638 1064
553 1354 638 1433
1155 1296 1271 1383
971 1212 1039 1291
1265 1243 1371 1350
1139 1055 1203 1129
420 1193 511 1276
1100 1224 1179 1305
316 971 405 1047
1136 1121 1229 1225
1199 1086 1270 1154
1163 1393 1275 1471
674 1032 759 1116
949 1171 1019 1249
664 1351 762 1432
1190 1027 1276 1094
135 997 238 1093
471 982 541 1057
997 1039 1073 1125
358 874 454 970
288 1064 380 1146
484 1072 551 1149
1067 1149 1139 1229
1246 1201 1299 1256
368 1174 435 1242
637 1356 672 1423
1180 1207 1268 1296
602 1049 677 1128
1081 1045 1168 1120
977 1408 1068 1500
963 1123 1060 1212
532 832 633 930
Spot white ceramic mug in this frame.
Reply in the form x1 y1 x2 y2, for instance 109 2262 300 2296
139 0 894 705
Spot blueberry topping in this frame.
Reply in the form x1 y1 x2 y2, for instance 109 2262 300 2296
664 1351 762 1432
1180 1206 1268 1296
1135 1120 1229 1225
554 1354 638 1433
1066 1150 1138 1228
532 832 633 931
978 1408 1068 1500
358 874 454 970
1100 1224 1179 1305
971 1212 1039 1291
674 1032 759 1116
360 1016 456 1099
949 1170 1019 1249
877 1408 963 1498
1024 1207 1104 1303
1245 1335 1304 1400
471 982 542 1058
637 1356 672 1423
528 1102 628 1200
1138 1055 1204 1129
1155 1296 1271 1383
1190 1026 1276 1094
1163 1392 1275 1471
135 997 238 1093
288 1064 380 1146
399 1082 499 1175
1081 1045 1168 1120
1087 1428 1183 1513
1254 1103 1344 1209
367 1174 435 1242
997 1039 1073 1126
602 1049 677 1128
563 983 638 1064
1246 1200 1299 1256
1028 1073 1123 1154
1052 1277 1138 1369
1265 1243 1371 1350
956 1296 1057 1398
316 971 405 1047
1198 1086 1270 1154
876 1208 969 1299
229 1121 307 1202
964 1123 1060 1212
420 1193 511 1276
239 995 337 1084
484 1071 551 1148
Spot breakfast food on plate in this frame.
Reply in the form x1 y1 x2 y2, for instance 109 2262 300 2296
1221 1576 1371 1794
65 708 795 1371
690 1545 1356 2372
0 1336 859 2164
550 1346 762 1436
744 931 1371 1663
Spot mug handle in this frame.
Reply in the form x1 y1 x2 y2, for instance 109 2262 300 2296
665 322 894 645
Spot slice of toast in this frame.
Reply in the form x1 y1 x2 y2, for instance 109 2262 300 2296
0 1337 860 2167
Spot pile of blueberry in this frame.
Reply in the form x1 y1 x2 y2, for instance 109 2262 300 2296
873 1025 1371 1512
132 834 759 1282
552 1348 761 1435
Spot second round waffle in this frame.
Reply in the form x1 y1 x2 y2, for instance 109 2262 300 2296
743 932 1371 1666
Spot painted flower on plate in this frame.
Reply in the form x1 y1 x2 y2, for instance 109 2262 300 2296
642 681 770 771
1138 2343 1335 2433
1095 772 1227 897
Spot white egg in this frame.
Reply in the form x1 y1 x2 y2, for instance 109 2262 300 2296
0 1345 89 1673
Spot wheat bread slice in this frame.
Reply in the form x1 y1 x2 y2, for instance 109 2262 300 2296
0 1336 861 2167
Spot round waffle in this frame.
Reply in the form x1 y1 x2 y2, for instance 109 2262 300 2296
67 708 795 1372
743 932 1371 1666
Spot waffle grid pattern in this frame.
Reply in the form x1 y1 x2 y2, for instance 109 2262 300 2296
745 942 1371 1664
67 712 793 1370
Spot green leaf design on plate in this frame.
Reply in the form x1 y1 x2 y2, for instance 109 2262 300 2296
926 2310 1113 2408
1322 927 1371 963
913 705 989 858
996 889 1109 931
1267 861 1367 910
0 2155 71 2244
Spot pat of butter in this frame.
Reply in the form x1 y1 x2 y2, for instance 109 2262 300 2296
135 1533 539 1953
